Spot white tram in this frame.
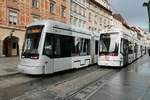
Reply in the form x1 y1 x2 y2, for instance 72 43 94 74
17 20 99 74
98 27 146 67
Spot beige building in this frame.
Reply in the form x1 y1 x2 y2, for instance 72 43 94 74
70 0 86 28
112 13 124 29
70 0 112 32
86 0 112 32
113 13 149 48
0 0 70 57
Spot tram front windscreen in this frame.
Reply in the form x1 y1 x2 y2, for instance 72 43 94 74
99 33 119 56
22 25 44 59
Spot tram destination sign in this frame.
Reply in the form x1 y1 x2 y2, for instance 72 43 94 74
27 25 44 34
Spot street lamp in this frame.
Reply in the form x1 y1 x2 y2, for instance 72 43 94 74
143 1 150 32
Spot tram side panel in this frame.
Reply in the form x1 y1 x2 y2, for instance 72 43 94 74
92 33 99 64
71 31 92 69
40 33 92 73
42 32 92 73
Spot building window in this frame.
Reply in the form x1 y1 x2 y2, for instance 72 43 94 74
99 17 102 26
94 15 97 24
108 21 110 26
73 17 77 26
61 6 66 17
71 2 74 11
89 12 91 21
79 6 81 15
83 9 85 16
79 19 82 27
32 0 38 8
50 1 56 13
70 16 74 25
89 26 91 31
9 11 17 25
83 21 86 28
104 19 106 27
74 3 77 13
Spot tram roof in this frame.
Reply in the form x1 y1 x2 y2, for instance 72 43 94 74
71 25 92 35
27 20 69 29
100 26 123 34
27 20 94 35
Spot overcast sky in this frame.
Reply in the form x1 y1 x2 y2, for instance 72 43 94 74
109 0 148 31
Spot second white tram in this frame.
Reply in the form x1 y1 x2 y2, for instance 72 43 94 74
17 20 99 74
98 27 146 67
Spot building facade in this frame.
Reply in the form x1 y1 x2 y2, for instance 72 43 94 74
0 0 70 57
112 13 124 29
70 0 86 28
86 0 112 32
1 0 147 57
113 13 149 48
70 0 112 32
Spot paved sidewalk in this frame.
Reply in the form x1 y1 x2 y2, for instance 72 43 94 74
0 57 20 77
88 55 150 100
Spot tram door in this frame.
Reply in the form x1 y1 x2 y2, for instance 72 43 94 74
53 35 72 72
43 34 54 74
43 34 73 73
122 39 129 65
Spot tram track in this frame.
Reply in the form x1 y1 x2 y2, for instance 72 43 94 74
0 65 101 87
0 65 112 100
11 66 119 100
64 69 120 100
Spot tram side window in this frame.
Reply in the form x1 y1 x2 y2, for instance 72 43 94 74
72 37 90 56
140 46 142 54
43 34 53 58
72 37 81 56
128 41 133 54
54 35 73 58
54 35 61 57
95 40 98 55
121 39 129 54
120 38 123 54
60 35 73 57
83 39 90 55
134 43 137 53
